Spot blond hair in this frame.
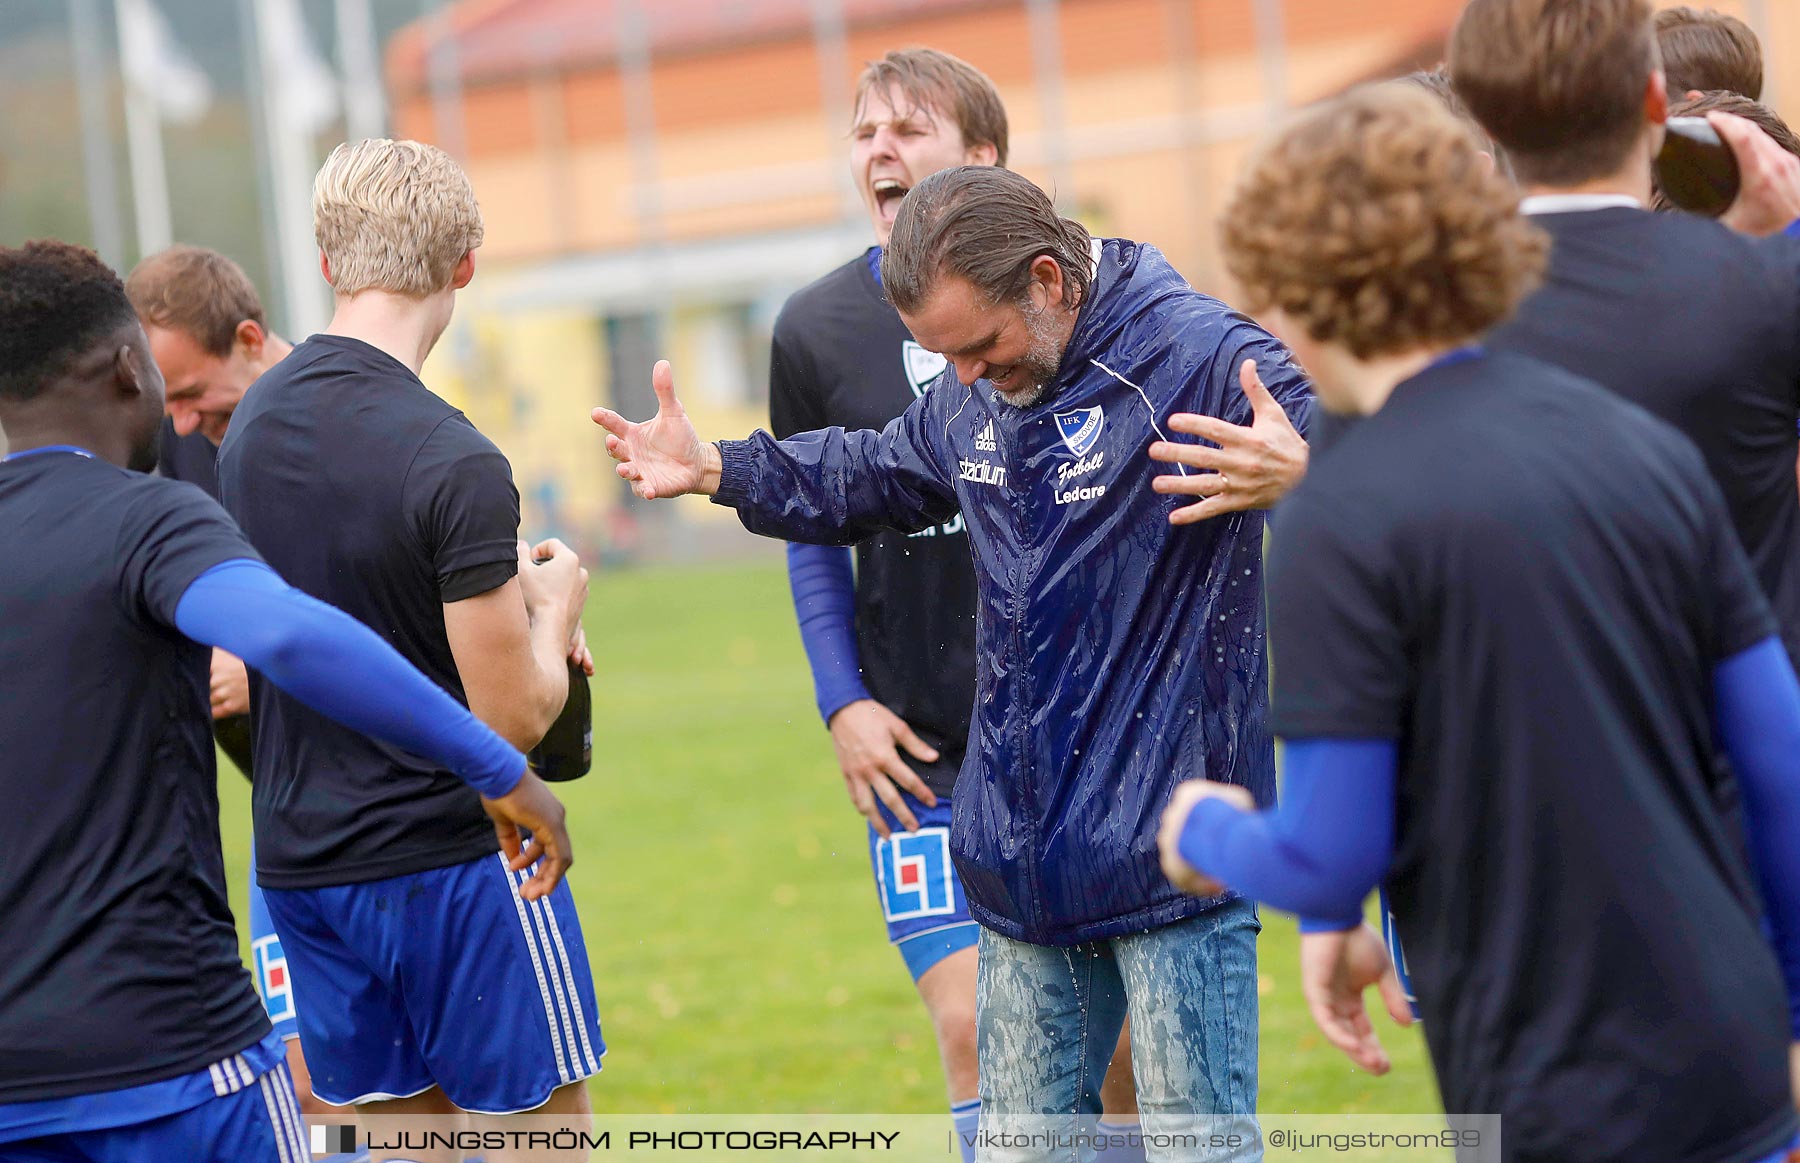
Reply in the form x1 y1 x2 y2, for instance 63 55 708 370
312 139 484 298
1220 85 1547 360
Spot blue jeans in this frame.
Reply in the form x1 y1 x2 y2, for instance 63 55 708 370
975 898 1261 1162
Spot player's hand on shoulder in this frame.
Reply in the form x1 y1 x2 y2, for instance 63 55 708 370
518 538 589 648
591 360 720 499
209 648 251 719
1157 778 1254 897
1149 360 1309 525
1298 922 1414 1077
482 769 572 901
827 699 940 839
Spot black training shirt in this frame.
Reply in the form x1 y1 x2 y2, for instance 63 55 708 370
217 334 521 889
769 250 978 798
1269 352 1795 1163
158 417 220 499
1489 208 1800 666
0 452 270 1102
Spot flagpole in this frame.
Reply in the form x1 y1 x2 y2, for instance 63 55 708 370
237 0 287 332
253 0 331 338
115 0 174 258
70 0 126 270
335 0 387 141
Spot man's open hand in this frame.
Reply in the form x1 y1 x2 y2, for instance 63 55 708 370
482 770 572 901
829 699 940 838
1157 779 1255 896
1149 360 1308 524
1299 923 1415 1076
592 360 722 499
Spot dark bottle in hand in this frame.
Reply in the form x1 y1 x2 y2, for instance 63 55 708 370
528 659 592 782
1656 116 1741 218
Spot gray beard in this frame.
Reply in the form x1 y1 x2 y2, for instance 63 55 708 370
991 305 1066 409
992 381 1050 409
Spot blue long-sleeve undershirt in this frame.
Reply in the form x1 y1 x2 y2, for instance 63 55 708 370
786 541 872 723
1178 635 1800 1036
173 559 525 799
1713 636 1800 1037
1177 737 1396 930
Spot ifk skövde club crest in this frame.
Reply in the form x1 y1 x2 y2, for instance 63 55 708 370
1054 406 1104 457
903 341 948 398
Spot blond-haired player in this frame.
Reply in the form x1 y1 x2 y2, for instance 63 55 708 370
217 139 599 1163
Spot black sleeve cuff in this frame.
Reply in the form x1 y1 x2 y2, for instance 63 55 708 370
440 557 519 603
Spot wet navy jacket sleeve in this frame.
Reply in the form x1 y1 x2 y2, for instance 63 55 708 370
713 385 961 545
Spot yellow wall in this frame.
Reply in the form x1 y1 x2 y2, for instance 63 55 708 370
425 307 622 556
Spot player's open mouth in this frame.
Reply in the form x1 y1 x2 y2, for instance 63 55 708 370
872 178 909 215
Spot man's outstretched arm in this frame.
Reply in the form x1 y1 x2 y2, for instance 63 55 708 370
593 360 960 544
173 558 571 899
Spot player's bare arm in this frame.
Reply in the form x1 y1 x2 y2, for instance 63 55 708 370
445 538 587 754
1148 359 1309 524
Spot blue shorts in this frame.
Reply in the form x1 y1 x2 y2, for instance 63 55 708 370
247 841 298 1042
867 792 979 981
0 1061 309 1163
263 852 604 1114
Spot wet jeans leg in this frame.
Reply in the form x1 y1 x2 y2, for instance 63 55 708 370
1112 899 1263 1162
975 926 1129 1163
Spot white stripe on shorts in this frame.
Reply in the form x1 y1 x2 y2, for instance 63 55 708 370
259 1072 295 1163
536 887 602 1074
497 853 574 1085
273 1063 310 1162
209 1060 228 1098
515 866 582 1081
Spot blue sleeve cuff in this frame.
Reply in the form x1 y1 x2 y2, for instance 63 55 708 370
174 560 525 798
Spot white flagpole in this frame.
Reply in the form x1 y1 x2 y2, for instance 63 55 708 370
253 0 331 338
70 0 126 269
115 0 174 257
336 0 387 141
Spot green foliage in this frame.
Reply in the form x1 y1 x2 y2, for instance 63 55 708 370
217 560 1439 1113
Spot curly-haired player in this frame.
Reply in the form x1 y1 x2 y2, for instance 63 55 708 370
1161 83 1800 1163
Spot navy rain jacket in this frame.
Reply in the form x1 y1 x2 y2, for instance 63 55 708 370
714 239 1312 944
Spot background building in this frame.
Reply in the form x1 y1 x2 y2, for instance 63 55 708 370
2 0 1793 557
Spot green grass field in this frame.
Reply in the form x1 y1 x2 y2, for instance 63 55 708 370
216 559 1441 1115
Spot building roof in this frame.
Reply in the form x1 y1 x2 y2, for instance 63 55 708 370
387 0 1009 94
